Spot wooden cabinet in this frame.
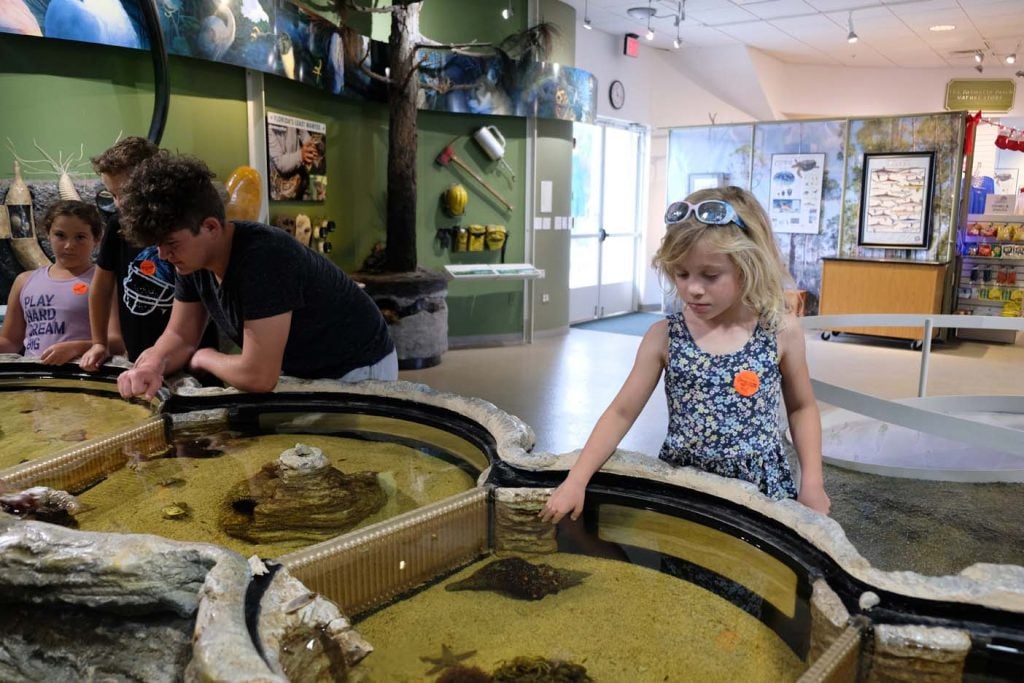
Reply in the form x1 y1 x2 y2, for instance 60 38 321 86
819 258 949 341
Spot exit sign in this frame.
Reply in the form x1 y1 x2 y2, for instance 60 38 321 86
624 33 639 58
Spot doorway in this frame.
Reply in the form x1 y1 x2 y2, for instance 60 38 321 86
569 119 648 324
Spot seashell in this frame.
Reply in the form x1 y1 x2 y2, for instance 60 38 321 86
162 502 192 520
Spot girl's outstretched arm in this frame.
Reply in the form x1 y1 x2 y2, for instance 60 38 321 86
540 320 668 524
778 314 830 514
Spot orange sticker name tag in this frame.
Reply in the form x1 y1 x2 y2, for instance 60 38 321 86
733 369 760 397
72 282 89 295
139 259 157 276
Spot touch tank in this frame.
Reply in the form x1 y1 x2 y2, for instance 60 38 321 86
1 371 1023 681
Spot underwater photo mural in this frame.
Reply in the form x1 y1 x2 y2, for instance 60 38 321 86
0 0 596 123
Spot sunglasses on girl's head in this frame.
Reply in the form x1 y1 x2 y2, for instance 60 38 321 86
664 199 747 230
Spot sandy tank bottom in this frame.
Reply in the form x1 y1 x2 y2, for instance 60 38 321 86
352 553 805 683
0 392 153 470
73 433 479 558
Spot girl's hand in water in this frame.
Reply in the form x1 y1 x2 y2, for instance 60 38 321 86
539 479 587 524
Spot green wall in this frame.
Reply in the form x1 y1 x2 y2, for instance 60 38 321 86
0 0 577 339
0 33 247 183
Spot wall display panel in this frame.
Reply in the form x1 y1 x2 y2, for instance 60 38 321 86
752 120 846 315
665 124 754 210
840 113 964 263
0 0 597 124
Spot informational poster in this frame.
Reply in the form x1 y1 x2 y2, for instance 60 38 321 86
266 112 327 202
768 153 825 234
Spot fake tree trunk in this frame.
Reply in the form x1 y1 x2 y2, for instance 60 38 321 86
385 1 420 273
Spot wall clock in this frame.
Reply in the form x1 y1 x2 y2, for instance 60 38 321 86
609 80 625 109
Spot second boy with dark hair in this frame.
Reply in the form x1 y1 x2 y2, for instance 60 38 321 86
80 137 217 369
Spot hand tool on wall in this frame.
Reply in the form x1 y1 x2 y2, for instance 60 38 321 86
435 142 514 212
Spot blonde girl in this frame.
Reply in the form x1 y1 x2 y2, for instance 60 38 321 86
541 186 830 522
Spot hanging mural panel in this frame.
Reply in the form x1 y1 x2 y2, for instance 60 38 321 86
0 0 596 123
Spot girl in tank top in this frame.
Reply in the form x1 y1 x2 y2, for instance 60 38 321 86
541 186 830 523
0 200 112 364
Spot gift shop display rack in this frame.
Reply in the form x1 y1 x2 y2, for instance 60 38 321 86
956 213 1024 342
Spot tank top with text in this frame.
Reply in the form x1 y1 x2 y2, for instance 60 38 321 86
20 265 95 357
658 312 797 500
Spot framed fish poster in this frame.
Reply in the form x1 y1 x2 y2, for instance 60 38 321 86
858 152 935 248
768 153 825 234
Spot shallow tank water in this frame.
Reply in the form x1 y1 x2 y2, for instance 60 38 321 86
2 373 1024 681
0 361 160 478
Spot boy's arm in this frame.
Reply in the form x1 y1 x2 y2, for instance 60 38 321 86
778 316 830 514
80 266 116 370
0 272 29 354
118 299 208 399
187 311 290 393
540 320 668 524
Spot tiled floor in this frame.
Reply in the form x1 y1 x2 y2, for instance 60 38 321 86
402 325 1024 575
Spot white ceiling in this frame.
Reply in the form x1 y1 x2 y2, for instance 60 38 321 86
560 0 1024 70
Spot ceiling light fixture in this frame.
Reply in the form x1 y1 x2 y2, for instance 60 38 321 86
673 1 684 49
583 0 592 30
974 50 983 63
929 24 955 32
501 0 513 20
847 11 858 44
1007 47 1018 65
626 0 686 44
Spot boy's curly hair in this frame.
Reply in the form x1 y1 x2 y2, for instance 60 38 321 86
90 136 160 175
42 200 103 240
118 153 225 247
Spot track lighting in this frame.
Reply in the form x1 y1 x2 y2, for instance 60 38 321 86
626 0 685 43
1008 53 1017 65
583 0 592 29
846 11 858 44
974 50 983 63
975 63 984 74
501 0 512 20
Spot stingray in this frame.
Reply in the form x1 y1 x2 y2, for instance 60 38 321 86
445 556 589 601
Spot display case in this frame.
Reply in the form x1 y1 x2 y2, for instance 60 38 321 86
956 214 1024 343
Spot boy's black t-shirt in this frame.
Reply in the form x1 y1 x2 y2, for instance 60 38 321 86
96 215 218 361
175 221 394 379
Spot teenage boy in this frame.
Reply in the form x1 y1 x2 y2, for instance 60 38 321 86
114 153 396 398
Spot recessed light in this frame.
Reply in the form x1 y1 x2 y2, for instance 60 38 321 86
929 25 956 32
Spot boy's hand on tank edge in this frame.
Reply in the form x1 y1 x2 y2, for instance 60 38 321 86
117 366 164 400
79 344 109 372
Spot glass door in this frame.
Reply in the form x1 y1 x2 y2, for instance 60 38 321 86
570 120 645 324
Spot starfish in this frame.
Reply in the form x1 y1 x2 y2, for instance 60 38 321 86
419 644 477 676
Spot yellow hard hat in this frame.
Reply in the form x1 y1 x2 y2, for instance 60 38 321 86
442 183 469 217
